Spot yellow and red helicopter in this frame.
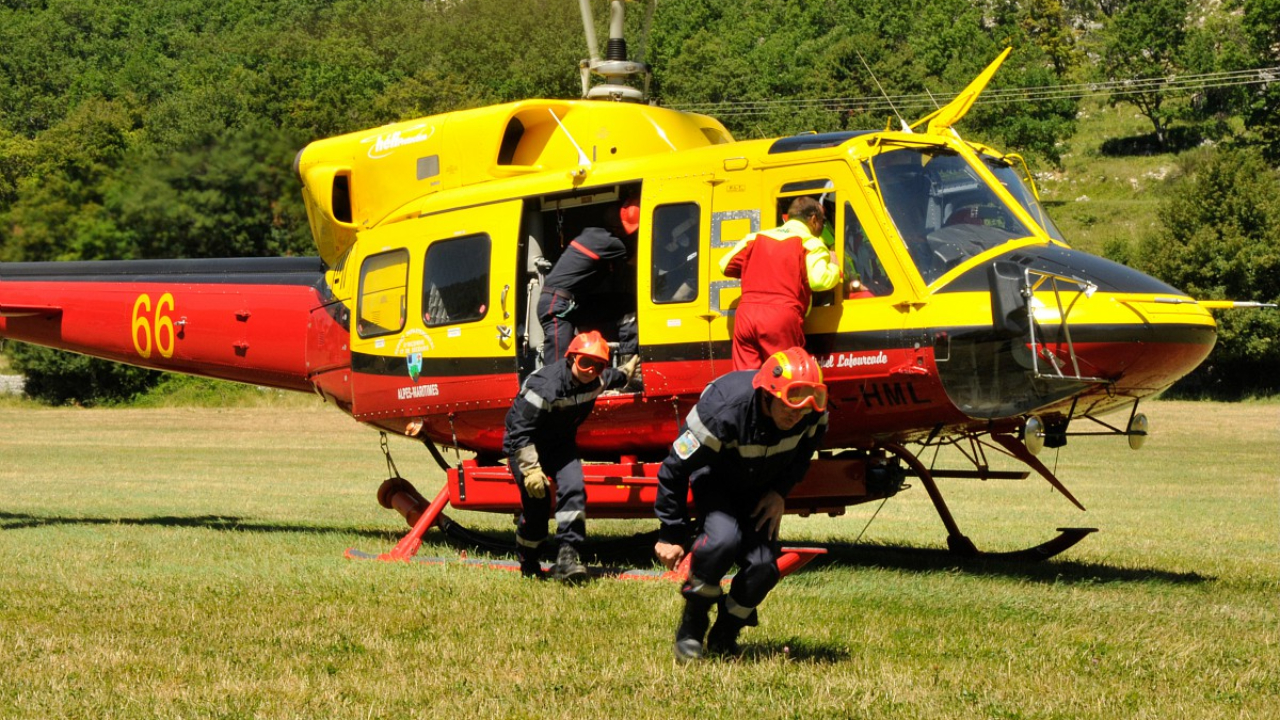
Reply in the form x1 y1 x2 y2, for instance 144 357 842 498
0 1 1236 568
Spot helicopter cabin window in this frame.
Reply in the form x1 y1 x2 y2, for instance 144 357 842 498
774 179 835 230
651 203 699 304
357 249 409 338
871 148 1031 285
422 234 491 327
843 201 893 297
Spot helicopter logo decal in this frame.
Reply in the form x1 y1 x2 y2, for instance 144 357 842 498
361 123 435 159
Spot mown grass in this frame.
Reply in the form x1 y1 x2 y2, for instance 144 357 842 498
1 400 1277 719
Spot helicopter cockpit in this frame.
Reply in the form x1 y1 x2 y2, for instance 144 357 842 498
871 147 1042 285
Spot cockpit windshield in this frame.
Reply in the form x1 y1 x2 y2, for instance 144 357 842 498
981 154 1066 243
870 147 1031 285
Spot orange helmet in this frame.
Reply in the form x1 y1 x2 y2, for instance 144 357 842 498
753 347 828 412
619 198 641 235
565 330 611 364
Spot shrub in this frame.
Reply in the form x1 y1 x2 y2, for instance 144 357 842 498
1132 146 1280 398
4 344 160 406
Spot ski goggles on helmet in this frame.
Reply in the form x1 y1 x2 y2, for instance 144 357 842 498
574 355 608 373
779 382 828 412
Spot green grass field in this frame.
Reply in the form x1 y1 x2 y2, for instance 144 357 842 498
1 399 1277 719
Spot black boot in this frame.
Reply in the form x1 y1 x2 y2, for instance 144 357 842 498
706 598 753 657
516 544 544 579
674 597 713 661
549 543 589 583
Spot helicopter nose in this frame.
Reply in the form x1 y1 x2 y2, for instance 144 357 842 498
935 246 1218 420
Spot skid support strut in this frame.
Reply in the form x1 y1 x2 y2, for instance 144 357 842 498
344 483 450 563
879 441 1096 561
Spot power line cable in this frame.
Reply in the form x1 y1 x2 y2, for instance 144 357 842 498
669 66 1280 118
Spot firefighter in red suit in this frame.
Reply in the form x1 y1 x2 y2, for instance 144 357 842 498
720 197 841 370
653 347 830 659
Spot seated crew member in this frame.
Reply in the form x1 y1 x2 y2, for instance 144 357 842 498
719 197 840 370
503 330 639 582
537 198 640 366
653 347 830 659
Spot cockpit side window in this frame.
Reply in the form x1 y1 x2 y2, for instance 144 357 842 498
872 148 1031 285
843 201 893 297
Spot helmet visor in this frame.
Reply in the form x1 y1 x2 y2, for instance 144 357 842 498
781 382 828 412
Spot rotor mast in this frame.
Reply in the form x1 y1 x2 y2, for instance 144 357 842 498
578 0 650 102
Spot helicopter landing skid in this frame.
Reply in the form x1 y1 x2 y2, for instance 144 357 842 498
882 440 1097 562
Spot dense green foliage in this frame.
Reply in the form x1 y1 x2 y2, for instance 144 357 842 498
1131 147 1280 398
1 0 1277 401
647 0 1079 162
6 341 158 405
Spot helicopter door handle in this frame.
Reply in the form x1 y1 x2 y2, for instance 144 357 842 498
497 325 513 340
501 284 510 319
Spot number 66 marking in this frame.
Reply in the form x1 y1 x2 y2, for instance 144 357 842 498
131 293 177 359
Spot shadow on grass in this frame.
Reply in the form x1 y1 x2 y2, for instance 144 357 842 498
1098 126 1205 157
0 510 395 541
375 520 1214 587
2 511 1211 586
743 638 850 664
811 540 1211 586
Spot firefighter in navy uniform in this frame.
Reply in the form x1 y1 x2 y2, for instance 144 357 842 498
537 198 640 365
653 347 829 659
504 330 639 582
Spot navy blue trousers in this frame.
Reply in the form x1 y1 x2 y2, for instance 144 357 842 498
510 444 587 549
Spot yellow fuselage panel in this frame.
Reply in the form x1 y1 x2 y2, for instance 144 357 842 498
297 100 732 265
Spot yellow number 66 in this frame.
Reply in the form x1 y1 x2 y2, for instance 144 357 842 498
131 293 177 359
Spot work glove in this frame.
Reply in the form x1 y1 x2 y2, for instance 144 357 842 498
523 466 550 499
620 355 640 383
514 445 548 498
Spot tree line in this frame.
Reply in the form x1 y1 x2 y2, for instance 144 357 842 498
1 0 1277 400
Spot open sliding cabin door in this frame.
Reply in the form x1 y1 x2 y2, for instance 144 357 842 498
349 200 521 421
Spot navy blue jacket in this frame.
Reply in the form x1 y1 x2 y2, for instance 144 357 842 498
544 227 629 296
654 371 829 546
502 358 627 457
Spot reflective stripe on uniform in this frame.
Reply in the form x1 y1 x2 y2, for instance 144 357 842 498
724 595 755 619
684 406 723 453
516 534 544 549
555 508 585 526
737 432 804 458
522 385 604 412
685 574 723 599
736 413 827 458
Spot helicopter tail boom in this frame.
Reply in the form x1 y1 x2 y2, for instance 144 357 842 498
0 257 339 393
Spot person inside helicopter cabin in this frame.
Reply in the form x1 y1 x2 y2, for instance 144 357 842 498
653 346 829 659
537 196 641 367
719 196 841 370
503 330 640 582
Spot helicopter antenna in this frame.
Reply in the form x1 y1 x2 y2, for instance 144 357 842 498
856 50 910 132
549 108 592 172
578 0 650 101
